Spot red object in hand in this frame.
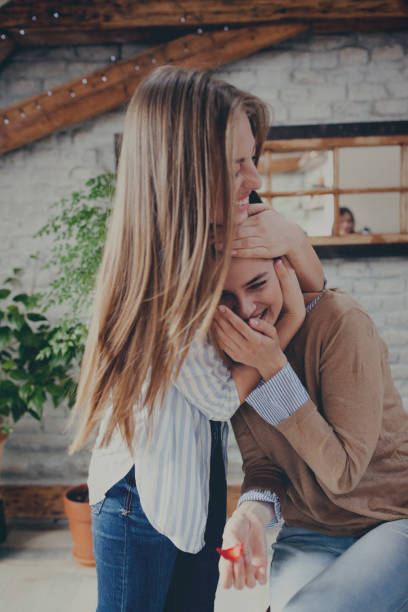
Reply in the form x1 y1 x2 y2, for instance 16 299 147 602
216 542 243 561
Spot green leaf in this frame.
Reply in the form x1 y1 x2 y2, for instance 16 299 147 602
13 268 22 276
0 422 13 435
2 360 17 371
13 293 30 306
11 400 27 423
28 387 46 419
0 326 13 350
9 369 29 381
0 289 11 300
18 382 35 403
7 306 25 330
27 313 48 322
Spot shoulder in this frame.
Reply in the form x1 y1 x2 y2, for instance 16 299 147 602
301 289 380 351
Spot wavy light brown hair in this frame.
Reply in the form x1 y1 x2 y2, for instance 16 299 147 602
70 66 269 452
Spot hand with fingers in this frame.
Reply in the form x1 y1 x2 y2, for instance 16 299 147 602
213 305 287 381
216 203 301 260
274 257 306 350
218 501 272 590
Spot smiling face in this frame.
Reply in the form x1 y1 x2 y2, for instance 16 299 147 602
233 112 263 209
220 258 283 326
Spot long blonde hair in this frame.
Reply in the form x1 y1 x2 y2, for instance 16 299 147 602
70 66 269 452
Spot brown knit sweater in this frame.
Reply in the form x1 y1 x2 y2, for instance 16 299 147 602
232 289 408 537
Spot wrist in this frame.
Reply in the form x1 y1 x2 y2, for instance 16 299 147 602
239 500 275 525
258 354 288 381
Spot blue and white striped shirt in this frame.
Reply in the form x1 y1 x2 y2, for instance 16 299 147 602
88 338 277 553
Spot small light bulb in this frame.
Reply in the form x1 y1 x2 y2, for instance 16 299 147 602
4 118 9 124
134 65 140 71
31 15 37 21
197 28 203 35
180 16 186 23
101 75 107 82
70 91 75 97
47 90 53 96
82 78 88 84
19 29 25 35
53 12 59 18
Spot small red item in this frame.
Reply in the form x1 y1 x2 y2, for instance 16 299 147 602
216 542 243 561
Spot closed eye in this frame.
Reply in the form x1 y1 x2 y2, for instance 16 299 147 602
248 280 267 290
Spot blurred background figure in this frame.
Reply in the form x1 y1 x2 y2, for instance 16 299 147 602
338 207 355 235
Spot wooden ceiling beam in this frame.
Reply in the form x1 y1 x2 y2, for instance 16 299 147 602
0 23 307 155
0 36 14 64
1 0 407 33
2 18 408 47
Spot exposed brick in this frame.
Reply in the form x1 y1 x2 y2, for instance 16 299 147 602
1 32 408 485
339 47 369 66
372 44 404 62
374 99 408 116
348 83 387 102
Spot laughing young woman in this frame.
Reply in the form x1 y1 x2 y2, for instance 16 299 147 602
69 66 324 612
214 256 408 612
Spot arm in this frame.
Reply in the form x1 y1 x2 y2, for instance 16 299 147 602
230 204 325 292
247 306 386 495
219 410 286 589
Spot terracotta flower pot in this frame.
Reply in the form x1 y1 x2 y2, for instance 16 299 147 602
63 484 95 567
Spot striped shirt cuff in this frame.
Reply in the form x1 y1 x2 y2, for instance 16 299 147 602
238 489 281 527
246 363 310 426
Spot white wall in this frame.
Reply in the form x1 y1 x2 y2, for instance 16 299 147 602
0 31 407 484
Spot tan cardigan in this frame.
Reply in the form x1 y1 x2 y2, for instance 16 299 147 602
232 290 408 537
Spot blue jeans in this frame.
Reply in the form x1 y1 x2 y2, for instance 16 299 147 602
91 421 226 612
270 520 408 611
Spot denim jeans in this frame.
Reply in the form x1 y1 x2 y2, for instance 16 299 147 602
91 421 226 612
269 519 408 611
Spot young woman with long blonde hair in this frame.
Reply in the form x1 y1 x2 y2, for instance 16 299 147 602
70 66 324 611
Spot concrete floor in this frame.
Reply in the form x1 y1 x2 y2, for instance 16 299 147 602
0 518 274 611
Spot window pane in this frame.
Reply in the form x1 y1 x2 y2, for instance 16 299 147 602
339 192 400 233
272 194 335 237
258 150 333 193
339 146 400 189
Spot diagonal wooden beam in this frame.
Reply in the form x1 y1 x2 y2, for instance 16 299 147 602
0 36 14 65
0 23 307 155
1 0 407 32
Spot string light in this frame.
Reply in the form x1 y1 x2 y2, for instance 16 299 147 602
151 57 156 64
110 55 116 62
224 25 229 31
0 34 6 40
3 117 9 125
101 75 107 82
31 16 37 21
36 103 41 109
134 65 140 71
82 78 87 84
197 27 203 35
20 110 25 118
47 90 53 96
19 29 25 36
69 90 75 97
184 44 189 53
53 12 60 19
180 16 186 23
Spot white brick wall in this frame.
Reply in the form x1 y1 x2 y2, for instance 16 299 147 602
0 31 407 484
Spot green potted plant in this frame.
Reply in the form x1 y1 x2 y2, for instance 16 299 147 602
0 269 78 542
36 173 115 564
0 269 77 436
